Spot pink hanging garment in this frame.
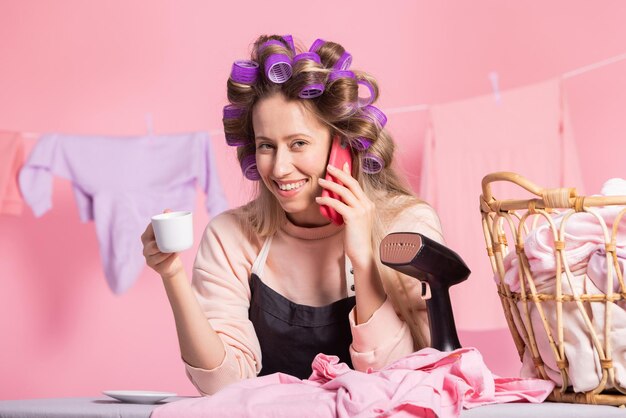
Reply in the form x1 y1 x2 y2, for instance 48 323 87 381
0 131 25 215
152 348 554 418
18 132 228 294
420 78 584 330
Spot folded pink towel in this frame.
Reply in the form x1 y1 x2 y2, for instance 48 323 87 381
0 131 25 215
153 348 553 418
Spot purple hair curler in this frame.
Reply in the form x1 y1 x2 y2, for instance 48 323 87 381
333 51 352 71
282 35 296 55
328 70 355 82
357 80 375 107
299 83 325 99
352 137 372 151
241 154 261 180
223 104 245 119
259 39 285 53
293 52 321 65
265 53 292 84
231 60 260 84
225 133 249 147
362 153 384 174
309 38 325 53
362 105 387 128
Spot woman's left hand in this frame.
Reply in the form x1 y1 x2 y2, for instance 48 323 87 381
316 162 376 267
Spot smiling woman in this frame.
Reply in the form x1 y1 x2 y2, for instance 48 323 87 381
141 34 446 396
252 93 333 226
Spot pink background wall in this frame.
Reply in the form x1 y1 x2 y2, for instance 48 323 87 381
2 0 626 399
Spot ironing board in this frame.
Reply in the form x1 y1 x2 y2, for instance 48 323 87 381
0 398 625 417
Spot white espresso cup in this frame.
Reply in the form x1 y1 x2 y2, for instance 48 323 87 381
151 211 193 253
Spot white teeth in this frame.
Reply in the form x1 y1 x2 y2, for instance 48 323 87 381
278 180 306 191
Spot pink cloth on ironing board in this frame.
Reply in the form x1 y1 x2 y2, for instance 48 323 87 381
0 131 25 215
501 178 626 391
420 78 584 330
152 348 553 418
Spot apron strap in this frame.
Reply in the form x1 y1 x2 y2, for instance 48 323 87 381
251 235 274 278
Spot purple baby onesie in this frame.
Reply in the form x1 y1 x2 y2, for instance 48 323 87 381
18 132 228 294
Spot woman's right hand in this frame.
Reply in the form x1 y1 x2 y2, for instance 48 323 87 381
141 210 184 280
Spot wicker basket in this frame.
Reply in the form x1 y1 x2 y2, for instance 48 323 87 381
480 172 626 406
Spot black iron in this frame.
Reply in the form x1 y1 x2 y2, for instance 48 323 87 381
380 232 470 351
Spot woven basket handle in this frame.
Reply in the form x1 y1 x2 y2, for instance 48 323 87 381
481 171 626 212
481 172 550 201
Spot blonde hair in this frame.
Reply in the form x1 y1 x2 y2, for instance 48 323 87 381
224 34 429 348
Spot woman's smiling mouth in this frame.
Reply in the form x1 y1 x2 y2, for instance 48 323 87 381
274 179 308 195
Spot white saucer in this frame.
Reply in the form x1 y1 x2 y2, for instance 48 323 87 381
103 390 177 404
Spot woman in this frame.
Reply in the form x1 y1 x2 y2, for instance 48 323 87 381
141 34 445 396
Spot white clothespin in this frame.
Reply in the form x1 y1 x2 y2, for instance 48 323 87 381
145 113 154 136
488 71 501 104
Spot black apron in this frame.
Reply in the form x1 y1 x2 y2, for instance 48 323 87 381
248 235 356 379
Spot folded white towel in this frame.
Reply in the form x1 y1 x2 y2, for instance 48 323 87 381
499 178 626 392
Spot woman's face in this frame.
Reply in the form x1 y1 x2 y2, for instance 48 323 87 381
252 92 332 227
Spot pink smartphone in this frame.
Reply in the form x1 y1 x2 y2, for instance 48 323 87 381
319 136 352 225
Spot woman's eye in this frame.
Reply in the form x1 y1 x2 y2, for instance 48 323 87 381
292 140 307 149
256 143 273 150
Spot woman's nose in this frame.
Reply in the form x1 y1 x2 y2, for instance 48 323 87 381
273 148 293 177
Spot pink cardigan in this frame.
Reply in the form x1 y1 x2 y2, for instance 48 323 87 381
184 202 445 395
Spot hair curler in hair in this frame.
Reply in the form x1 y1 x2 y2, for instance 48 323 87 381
293 52 321 65
259 39 285 52
352 137 372 151
357 80 375 107
379 232 470 351
241 154 261 180
333 51 352 71
225 133 249 147
259 40 293 84
223 104 245 119
362 153 384 174
299 83 325 99
293 53 324 98
231 60 260 84
309 38 325 53
223 105 249 146
281 34 296 55
328 70 355 82
362 105 387 128
265 54 292 84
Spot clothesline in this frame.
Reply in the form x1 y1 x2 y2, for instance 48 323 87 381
17 50 626 140
386 50 626 114
20 128 227 139
562 50 626 79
